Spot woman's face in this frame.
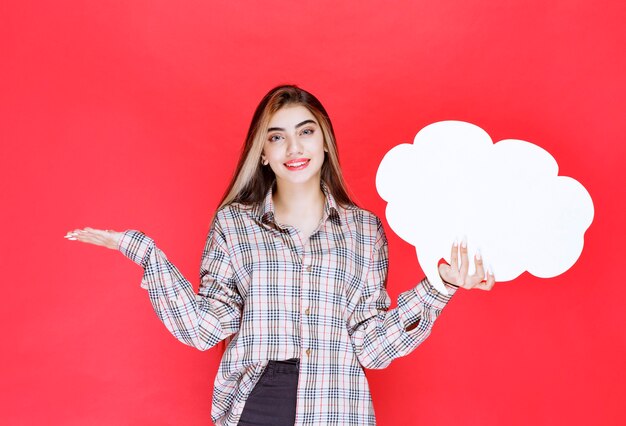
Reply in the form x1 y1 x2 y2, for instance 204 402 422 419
262 105 326 188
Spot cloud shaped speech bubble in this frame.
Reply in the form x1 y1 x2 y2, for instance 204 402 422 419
376 121 594 294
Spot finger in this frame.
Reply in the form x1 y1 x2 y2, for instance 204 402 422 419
476 269 496 291
458 236 469 286
480 267 496 288
74 231 105 244
70 229 110 246
450 238 459 272
65 229 87 240
81 227 105 234
474 248 486 281
79 228 108 237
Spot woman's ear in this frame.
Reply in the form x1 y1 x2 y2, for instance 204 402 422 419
261 155 268 166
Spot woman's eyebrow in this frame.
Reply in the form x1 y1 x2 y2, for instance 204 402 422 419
268 119 318 132
295 119 317 128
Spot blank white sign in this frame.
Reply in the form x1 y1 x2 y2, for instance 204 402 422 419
376 121 594 294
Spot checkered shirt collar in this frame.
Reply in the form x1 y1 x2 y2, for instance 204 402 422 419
257 181 341 225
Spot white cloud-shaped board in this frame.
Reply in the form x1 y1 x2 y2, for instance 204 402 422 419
376 121 594 294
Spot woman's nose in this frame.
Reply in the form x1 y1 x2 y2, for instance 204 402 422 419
286 136 303 155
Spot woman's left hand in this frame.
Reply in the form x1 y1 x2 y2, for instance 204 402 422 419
438 238 496 291
64 227 122 250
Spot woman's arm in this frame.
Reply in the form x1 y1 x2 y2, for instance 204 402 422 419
346 220 495 370
65 224 243 351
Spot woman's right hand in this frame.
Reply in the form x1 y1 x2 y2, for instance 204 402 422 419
64 228 123 250
438 237 496 291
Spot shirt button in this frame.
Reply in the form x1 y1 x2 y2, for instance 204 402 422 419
306 348 311 357
305 307 310 315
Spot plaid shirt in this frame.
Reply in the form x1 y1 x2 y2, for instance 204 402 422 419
118 184 456 425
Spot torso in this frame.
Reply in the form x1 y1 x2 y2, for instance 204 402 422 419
210 197 382 425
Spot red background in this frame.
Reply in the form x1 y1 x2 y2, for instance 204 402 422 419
2 1 625 425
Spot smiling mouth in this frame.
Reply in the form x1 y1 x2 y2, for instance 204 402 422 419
284 159 310 170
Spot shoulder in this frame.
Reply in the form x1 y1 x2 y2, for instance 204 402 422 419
206 203 259 242
204 203 263 254
212 202 258 224
338 205 386 242
341 205 383 226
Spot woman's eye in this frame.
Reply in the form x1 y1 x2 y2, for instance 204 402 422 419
301 128 314 135
268 134 283 142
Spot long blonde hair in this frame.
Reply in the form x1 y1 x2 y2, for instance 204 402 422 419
218 85 355 209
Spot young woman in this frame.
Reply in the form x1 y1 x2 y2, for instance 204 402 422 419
66 85 495 426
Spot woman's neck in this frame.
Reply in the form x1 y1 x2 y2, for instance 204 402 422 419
272 179 325 230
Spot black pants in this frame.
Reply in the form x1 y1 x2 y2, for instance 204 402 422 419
238 359 299 426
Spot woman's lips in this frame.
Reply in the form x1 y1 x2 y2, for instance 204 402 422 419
284 159 310 171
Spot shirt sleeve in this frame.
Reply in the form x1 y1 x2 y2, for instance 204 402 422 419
347 218 457 369
118 219 243 351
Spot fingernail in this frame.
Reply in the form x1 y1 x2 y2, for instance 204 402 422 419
487 265 494 275
461 236 467 248
67 237 77 241
453 237 458 247
475 248 482 260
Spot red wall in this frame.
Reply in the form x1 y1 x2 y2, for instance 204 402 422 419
2 1 625 425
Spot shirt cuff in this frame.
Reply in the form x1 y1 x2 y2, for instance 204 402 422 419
398 277 457 327
118 230 154 268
